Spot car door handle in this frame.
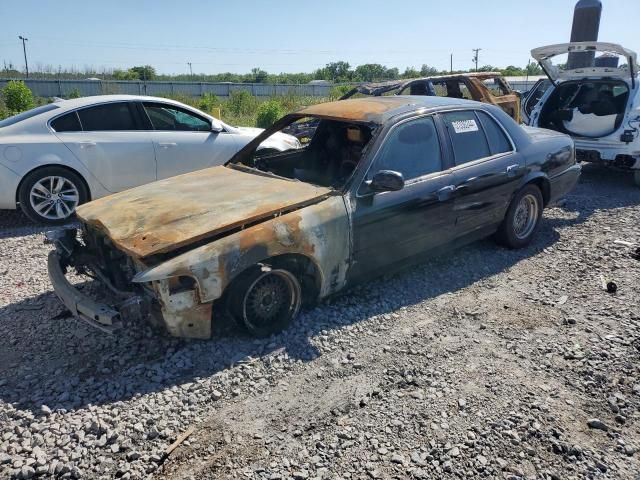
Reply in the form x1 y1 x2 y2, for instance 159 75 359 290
158 142 177 148
436 185 456 201
506 164 521 177
77 141 96 148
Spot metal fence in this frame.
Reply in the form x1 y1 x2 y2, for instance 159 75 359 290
0 77 544 100
0 79 334 98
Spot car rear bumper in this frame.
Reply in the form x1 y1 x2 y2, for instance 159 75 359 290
0 163 20 210
549 164 581 204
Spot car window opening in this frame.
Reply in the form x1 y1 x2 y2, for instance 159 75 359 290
238 117 374 189
538 80 630 138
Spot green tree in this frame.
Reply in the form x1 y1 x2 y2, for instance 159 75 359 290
251 68 268 83
354 63 387 82
402 67 420 78
502 65 525 76
129 65 156 80
112 69 138 80
2 80 34 112
420 64 439 76
525 63 544 76
318 61 352 82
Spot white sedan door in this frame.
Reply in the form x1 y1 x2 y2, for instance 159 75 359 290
52 102 156 192
141 102 239 179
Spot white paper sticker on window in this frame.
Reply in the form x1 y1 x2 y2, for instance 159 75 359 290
451 119 478 133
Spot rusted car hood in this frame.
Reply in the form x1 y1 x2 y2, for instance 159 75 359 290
76 166 332 258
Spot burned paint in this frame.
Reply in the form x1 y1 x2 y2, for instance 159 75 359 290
129 196 349 338
297 97 415 124
76 166 332 259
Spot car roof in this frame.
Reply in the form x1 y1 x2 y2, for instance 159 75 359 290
296 95 484 124
52 94 196 112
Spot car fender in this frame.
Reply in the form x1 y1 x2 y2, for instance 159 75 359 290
133 195 351 304
514 171 551 205
3 141 112 201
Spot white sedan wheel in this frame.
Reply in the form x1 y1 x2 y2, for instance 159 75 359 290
29 176 80 221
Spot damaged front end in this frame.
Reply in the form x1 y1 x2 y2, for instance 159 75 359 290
46 227 156 334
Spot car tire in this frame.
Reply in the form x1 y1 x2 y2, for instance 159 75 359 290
18 166 88 225
495 184 543 249
634 170 640 188
229 266 302 337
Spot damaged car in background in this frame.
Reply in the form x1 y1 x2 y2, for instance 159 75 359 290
285 72 521 141
47 96 580 339
528 42 640 186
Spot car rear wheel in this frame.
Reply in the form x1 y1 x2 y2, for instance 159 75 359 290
496 184 543 249
18 167 88 225
229 267 302 337
634 170 640 188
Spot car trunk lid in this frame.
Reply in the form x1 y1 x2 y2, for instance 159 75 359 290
76 165 332 259
531 42 638 85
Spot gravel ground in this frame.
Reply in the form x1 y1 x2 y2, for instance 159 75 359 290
0 165 639 480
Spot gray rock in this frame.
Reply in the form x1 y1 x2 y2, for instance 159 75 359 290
587 419 609 431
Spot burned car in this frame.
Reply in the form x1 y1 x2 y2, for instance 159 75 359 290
285 73 521 142
48 96 580 339
528 42 640 186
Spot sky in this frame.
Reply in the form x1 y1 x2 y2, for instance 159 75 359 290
0 0 637 76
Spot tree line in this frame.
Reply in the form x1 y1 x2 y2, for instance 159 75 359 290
1 61 544 83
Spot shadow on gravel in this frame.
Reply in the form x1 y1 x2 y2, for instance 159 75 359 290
0 163 638 416
0 210 77 240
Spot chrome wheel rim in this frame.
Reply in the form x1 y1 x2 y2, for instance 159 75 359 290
242 270 301 332
29 176 79 220
513 193 539 240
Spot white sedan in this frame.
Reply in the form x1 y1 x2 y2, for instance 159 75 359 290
0 95 300 224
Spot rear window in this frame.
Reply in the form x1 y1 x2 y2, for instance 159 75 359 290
442 110 490 165
50 112 82 132
0 103 59 128
77 102 137 131
476 111 512 155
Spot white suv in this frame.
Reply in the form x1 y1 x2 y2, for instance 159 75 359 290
528 42 640 186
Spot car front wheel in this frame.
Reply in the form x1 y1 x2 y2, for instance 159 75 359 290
18 167 88 225
634 170 640 188
496 184 543 249
230 266 302 337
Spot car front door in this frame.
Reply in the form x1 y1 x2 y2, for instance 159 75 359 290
141 102 239 179
440 109 525 236
52 102 156 192
350 115 456 280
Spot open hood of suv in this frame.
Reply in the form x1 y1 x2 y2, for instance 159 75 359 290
531 42 637 84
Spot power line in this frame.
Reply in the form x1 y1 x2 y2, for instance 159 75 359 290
18 35 29 77
472 48 482 72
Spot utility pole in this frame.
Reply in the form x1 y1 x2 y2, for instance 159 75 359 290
472 48 482 72
450 53 453 74
187 62 193 78
18 35 29 78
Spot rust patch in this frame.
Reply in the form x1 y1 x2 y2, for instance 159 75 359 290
297 97 414 123
76 166 331 259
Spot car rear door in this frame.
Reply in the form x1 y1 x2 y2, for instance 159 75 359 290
350 115 456 280
52 102 156 192
440 109 525 236
141 102 239 179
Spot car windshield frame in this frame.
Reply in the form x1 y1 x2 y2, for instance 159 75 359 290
226 113 378 192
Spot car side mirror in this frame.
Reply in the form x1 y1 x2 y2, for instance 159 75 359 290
369 170 405 192
211 120 223 133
